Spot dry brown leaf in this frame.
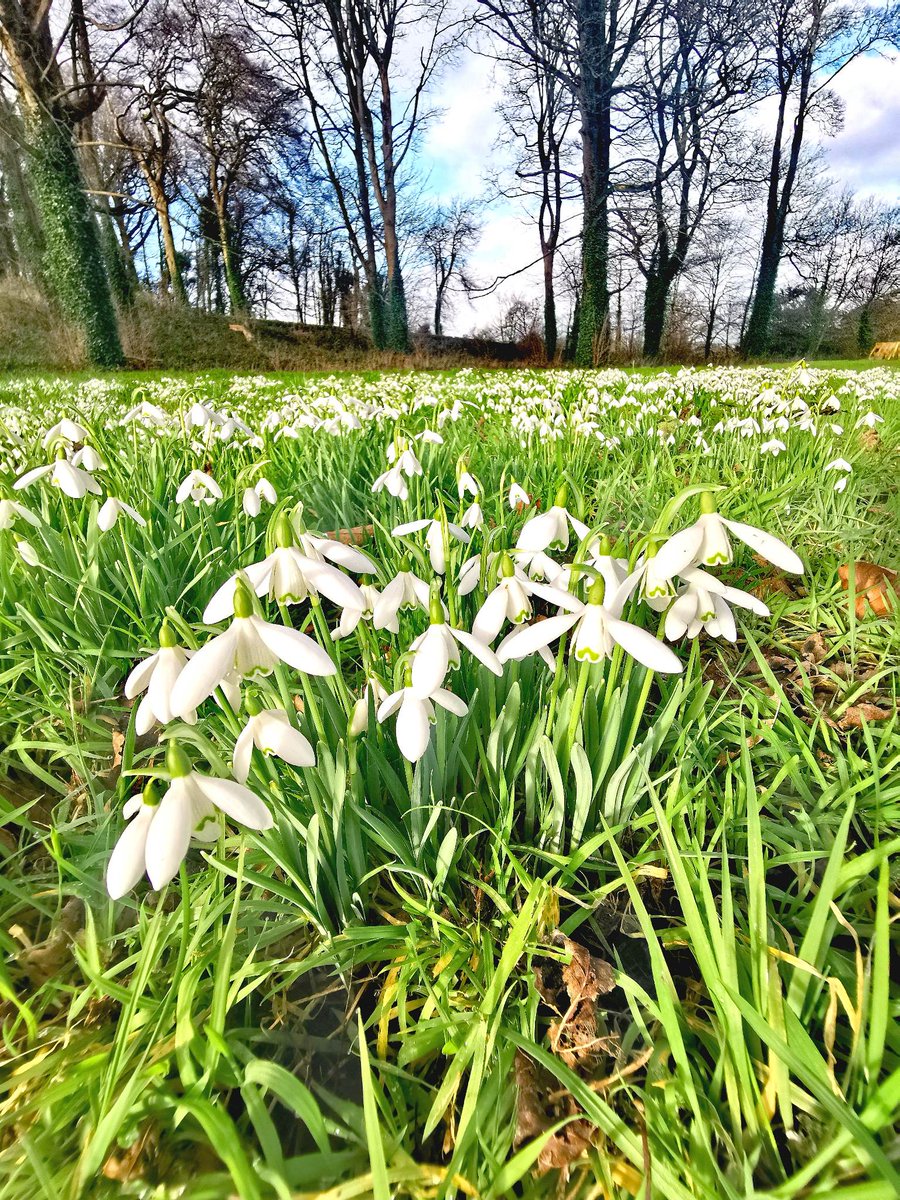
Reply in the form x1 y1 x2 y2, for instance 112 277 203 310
838 561 898 618
802 633 829 663
560 936 615 1006
514 1051 595 1177
858 428 881 451
833 703 894 730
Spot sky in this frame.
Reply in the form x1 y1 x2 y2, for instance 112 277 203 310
418 48 900 336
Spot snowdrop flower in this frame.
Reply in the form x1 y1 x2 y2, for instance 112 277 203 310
657 493 803 574
511 547 567 584
0 498 39 529
472 554 580 643
14 456 101 499
457 553 486 596
241 478 277 516
125 620 211 733
665 568 769 642
233 699 315 782
334 579 383 638
171 580 335 718
385 438 424 477
824 458 852 473
416 429 443 447
188 402 224 428
175 470 222 505
760 439 786 456
457 469 479 498
203 518 365 623
72 446 104 471
377 679 468 762
42 418 88 448
408 602 503 697
855 412 883 429
106 744 272 898
460 499 484 530
98 497 147 532
372 463 410 501
16 539 39 566
350 678 389 736
508 481 530 509
613 536 702 614
122 399 167 425
373 565 432 628
497 579 683 673
516 489 589 553
392 516 470 575
833 476 848 493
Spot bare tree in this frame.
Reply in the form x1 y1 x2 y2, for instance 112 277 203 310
479 0 659 364
620 0 763 358
483 1 579 360
421 199 480 335
741 0 899 357
244 0 460 350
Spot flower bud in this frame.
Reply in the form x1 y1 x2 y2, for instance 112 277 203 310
587 577 606 606
142 778 164 807
233 576 254 619
165 740 192 778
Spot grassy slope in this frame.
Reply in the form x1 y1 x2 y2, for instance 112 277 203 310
0 365 897 1199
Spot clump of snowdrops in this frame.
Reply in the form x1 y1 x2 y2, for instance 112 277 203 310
95 457 801 903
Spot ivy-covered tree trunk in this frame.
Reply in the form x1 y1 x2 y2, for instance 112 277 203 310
28 116 124 366
642 270 669 360
857 306 875 356
543 254 558 362
0 0 124 366
0 87 44 283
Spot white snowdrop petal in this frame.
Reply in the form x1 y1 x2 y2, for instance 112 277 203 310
252 617 336 676
196 775 273 830
721 518 803 574
145 779 194 890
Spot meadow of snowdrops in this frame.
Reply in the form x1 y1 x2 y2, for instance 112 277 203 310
0 362 898 1199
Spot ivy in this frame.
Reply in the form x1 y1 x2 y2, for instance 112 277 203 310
26 116 124 367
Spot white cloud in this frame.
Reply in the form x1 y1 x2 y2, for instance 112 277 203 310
818 54 900 199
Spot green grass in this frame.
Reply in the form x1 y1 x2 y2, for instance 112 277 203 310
0 363 898 1199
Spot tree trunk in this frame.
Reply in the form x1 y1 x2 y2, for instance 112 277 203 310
703 305 716 360
144 171 186 303
543 250 557 361
642 271 669 360
0 87 44 283
211 180 245 314
0 5 123 366
575 0 611 366
742 233 780 359
382 214 409 351
28 116 124 365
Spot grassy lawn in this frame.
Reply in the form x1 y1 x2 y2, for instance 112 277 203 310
0 363 897 1199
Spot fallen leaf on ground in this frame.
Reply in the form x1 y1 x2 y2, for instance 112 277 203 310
838 561 898 618
801 632 829 663
514 1051 595 1176
832 703 894 730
